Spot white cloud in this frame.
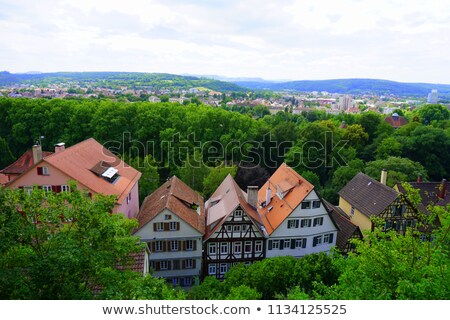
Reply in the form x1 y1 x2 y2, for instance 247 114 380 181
0 0 449 83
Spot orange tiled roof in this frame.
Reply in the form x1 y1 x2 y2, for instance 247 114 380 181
257 163 314 235
204 174 263 240
43 138 141 205
0 149 53 175
136 176 205 234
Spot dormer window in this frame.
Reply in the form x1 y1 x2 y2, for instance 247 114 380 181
90 161 120 184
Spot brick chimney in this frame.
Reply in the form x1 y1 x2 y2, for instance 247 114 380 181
380 169 387 185
247 186 258 209
32 144 43 164
438 179 447 199
54 142 66 153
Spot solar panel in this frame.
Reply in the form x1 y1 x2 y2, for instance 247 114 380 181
102 167 118 179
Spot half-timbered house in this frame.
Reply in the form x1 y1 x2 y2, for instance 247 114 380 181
203 175 266 280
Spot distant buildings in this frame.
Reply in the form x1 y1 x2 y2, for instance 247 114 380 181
338 95 353 111
427 89 438 104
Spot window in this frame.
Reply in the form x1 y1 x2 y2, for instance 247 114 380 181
312 200 321 208
272 240 280 249
244 241 252 253
313 235 322 247
255 241 263 253
155 222 164 231
313 217 324 226
208 264 216 275
185 259 194 269
350 207 355 216
220 242 228 254
295 238 307 248
155 241 163 252
185 240 194 251
42 185 52 192
234 209 243 218
171 278 179 286
300 219 312 228
226 225 232 232
301 201 311 209
233 242 242 254
242 224 249 232
183 277 193 286
61 185 70 192
42 167 49 175
324 233 334 244
24 186 33 195
169 222 178 231
287 219 299 229
284 239 291 249
220 263 228 274
160 261 168 270
208 243 216 254
233 225 241 232
164 214 172 220
170 240 179 251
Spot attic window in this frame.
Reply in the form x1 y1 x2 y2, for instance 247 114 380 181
90 161 120 184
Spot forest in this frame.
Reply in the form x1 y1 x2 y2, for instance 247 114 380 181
0 97 449 203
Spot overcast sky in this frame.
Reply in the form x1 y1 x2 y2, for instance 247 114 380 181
1 0 449 83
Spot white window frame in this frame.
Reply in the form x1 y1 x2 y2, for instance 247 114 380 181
24 186 33 195
301 201 311 209
272 240 280 249
226 225 232 232
255 241 263 253
219 263 228 274
170 240 179 251
233 225 241 232
183 277 193 286
295 238 305 248
155 222 164 231
284 239 291 249
313 217 324 226
287 219 299 229
42 185 52 192
233 242 242 254
164 214 172 220
313 235 323 247
61 185 70 192
244 241 252 253
208 243 216 254
301 219 312 228
160 261 168 270
312 200 321 208
42 166 49 175
185 259 194 269
242 224 249 232
208 264 216 275
234 209 243 218
169 221 177 231
220 242 228 254
155 240 163 252
185 239 194 251
324 234 330 243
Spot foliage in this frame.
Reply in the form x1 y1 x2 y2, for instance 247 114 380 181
414 104 450 125
178 150 210 192
0 136 14 168
202 164 238 198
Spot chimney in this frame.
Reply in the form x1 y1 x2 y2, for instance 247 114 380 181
380 169 387 185
54 142 66 153
438 179 447 199
32 144 43 164
247 186 258 209
266 183 272 206
417 174 423 183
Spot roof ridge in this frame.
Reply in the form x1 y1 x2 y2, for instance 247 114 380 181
44 137 95 160
357 172 397 194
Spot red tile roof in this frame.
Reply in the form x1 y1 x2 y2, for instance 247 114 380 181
0 173 9 185
136 176 205 234
204 174 263 240
257 163 314 235
385 115 408 128
0 149 52 175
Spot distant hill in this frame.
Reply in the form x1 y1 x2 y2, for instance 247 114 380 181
0 71 245 92
233 78 450 97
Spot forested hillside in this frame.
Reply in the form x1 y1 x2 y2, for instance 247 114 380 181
0 97 449 203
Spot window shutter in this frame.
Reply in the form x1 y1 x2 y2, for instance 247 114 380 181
302 239 307 248
37 167 43 175
313 238 317 247
279 240 284 250
268 240 272 250
182 260 186 270
52 185 61 193
182 240 186 251
193 259 196 268
193 240 197 251
291 239 296 249
163 241 167 252
173 260 179 270
329 233 334 244
164 223 169 231
177 222 180 230
153 223 157 232
155 262 160 271
18 186 24 189
168 260 172 270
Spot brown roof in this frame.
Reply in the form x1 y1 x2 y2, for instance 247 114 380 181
0 173 8 185
339 172 399 218
204 174 263 240
257 163 314 235
396 181 450 209
0 149 53 175
324 200 362 251
136 176 205 234
385 115 408 128
7 138 141 205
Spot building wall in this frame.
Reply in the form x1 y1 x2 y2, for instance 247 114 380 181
114 181 140 218
338 197 372 232
266 190 338 258
134 208 203 287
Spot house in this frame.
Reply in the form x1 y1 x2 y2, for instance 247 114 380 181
385 113 408 128
323 200 363 254
4 138 141 218
258 163 339 258
203 175 266 280
395 179 449 211
134 176 204 287
338 171 416 234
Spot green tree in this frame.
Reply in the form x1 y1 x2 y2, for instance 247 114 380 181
375 137 402 159
0 136 14 168
415 104 450 125
202 164 237 198
364 157 427 186
225 285 262 300
129 155 160 204
342 124 368 151
178 150 210 192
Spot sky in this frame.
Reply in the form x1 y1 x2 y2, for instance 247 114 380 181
1 0 450 83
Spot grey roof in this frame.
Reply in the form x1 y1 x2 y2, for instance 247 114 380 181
338 172 399 218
